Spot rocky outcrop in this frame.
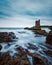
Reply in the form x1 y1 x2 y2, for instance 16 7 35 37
0 51 30 65
35 30 48 36
0 32 16 42
46 31 52 45
49 26 52 31
34 19 41 30
0 45 2 50
0 43 51 65
32 56 46 65
0 52 21 65
24 20 48 36
24 20 41 30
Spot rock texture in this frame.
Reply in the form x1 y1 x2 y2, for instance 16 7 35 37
0 43 51 65
0 32 16 42
32 56 46 65
0 51 30 65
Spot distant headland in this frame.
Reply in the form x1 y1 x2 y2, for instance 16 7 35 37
24 19 52 30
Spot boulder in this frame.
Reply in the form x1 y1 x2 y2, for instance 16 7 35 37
46 31 52 45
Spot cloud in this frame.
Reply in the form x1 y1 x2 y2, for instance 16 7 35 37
0 0 52 17
0 0 52 27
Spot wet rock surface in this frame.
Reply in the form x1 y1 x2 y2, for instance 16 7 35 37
44 50 52 56
0 43 52 65
0 32 16 42
32 56 46 65
27 43 38 50
0 51 30 65
0 52 21 65
0 28 52 65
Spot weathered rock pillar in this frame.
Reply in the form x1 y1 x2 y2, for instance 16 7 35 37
34 19 41 30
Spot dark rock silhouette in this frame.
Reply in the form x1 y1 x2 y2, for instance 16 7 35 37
46 31 52 45
0 45 2 50
24 19 47 36
24 19 41 30
32 56 46 65
0 32 16 42
34 19 41 30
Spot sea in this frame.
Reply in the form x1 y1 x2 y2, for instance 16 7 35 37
0 27 52 65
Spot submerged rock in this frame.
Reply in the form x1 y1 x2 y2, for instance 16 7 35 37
0 32 16 43
44 50 52 56
27 43 38 50
0 52 21 65
46 31 52 45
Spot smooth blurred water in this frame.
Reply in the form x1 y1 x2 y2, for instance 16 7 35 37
0 28 52 65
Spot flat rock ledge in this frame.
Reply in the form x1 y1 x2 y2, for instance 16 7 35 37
0 32 16 42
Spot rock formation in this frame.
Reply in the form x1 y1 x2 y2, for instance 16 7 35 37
35 30 47 36
0 32 16 42
34 19 41 30
0 43 51 65
46 31 52 45
24 19 47 36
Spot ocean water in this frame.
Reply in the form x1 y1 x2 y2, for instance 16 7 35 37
0 28 52 65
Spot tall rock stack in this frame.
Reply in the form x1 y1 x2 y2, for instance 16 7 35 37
34 19 41 30
34 19 47 35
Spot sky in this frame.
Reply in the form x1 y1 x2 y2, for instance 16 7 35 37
0 0 52 27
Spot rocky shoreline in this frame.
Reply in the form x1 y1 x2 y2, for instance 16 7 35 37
24 20 48 36
0 44 51 65
0 22 52 65
0 32 16 43
24 20 52 45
